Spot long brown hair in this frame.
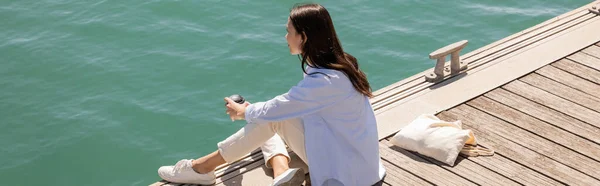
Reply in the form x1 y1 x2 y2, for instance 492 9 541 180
289 3 373 98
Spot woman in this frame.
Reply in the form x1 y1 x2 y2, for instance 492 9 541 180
158 3 386 186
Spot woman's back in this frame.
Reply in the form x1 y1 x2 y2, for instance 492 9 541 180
300 66 385 186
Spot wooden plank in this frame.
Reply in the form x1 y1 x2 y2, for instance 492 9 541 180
380 160 407 186
371 81 430 110
485 88 600 145
503 80 600 128
215 158 269 185
383 140 520 186
214 148 261 169
374 16 600 139
380 158 430 185
379 141 477 186
567 51 600 71
536 64 600 98
372 76 421 98
215 150 262 178
455 145 562 185
467 96 600 163
520 72 600 112
149 180 168 186
464 97 600 180
438 105 600 185
215 153 308 186
582 45 600 60
552 58 600 84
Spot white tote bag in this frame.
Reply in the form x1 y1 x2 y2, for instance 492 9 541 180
389 114 493 166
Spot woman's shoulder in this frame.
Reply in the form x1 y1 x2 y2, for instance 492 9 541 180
303 67 351 88
305 66 345 78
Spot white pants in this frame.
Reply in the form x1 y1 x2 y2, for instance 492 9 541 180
217 118 308 168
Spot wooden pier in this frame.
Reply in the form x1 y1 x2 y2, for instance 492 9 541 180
152 1 600 185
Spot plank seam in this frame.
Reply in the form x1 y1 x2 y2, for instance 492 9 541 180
580 47 600 60
555 58 600 83
518 73 600 114
468 95 600 162
380 158 436 185
481 93 600 147
562 57 600 85
489 153 567 185
499 86 600 131
462 156 527 185
215 152 263 178
383 139 485 185
440 110 573 185
380 161 425 185
464 104 600 181
533 67 600 101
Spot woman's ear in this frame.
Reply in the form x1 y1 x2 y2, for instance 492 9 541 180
301 32 308 45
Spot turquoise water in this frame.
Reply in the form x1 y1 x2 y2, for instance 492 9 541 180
0 0 589 185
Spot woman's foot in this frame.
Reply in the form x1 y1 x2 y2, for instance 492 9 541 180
271 168 305 186
158 159 216 185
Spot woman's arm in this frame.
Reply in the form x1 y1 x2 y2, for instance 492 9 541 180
240 73 349 124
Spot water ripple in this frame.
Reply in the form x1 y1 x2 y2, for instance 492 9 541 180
463 3 567 17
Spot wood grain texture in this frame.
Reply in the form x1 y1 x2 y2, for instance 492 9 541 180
484 88 600 145
551 58 600 84
438 105 600 185
567 51 600 71
581 45 600 60
519 72 600 113
503 80 600 128
380 158 431 185
382 139 519 186
379 141 476 186
467 96 600 163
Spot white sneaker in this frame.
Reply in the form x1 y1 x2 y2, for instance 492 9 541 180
272 168 305 186
157 159 216 185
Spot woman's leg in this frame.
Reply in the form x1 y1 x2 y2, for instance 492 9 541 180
190 134 291 176
266 118 309 185
158 119 308 185
269 155 290 177
191 119 308 175
190 120 285 173
261 134 291 177
190 150 226 174
270 118 308 166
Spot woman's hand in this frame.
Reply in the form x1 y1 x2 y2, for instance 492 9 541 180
224 97 251 121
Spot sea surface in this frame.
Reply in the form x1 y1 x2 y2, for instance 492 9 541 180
0 0 589 185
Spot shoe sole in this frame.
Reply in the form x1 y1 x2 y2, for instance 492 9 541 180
276 169 306 186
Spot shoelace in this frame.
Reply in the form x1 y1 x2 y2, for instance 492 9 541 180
172 159 192 174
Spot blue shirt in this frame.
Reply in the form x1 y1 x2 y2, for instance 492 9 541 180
245 66 385 186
